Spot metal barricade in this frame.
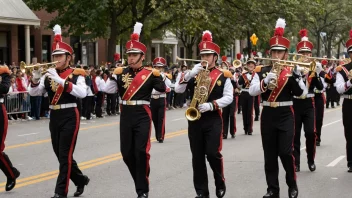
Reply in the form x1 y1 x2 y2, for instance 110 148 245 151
4 91 31 115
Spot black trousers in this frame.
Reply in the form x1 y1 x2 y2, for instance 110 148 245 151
254 95 260 118
116 93 120 113
342 99 352 167
49 107 86 196
261 106 297 193
95 91 104 117
293 98 316 166
82 96 93 120
0 104 17 179
315 93 325 142
240 92 254 133
188 110 225 196
120 105 152 196
106 93 117 115
237 94 242 113
150 97 166 141
222 95 238 137
326 87 336 108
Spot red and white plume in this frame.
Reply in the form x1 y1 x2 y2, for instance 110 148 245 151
300 29 308 41
202 30 213 42
131 22 143 41
274 18 286 37
222 56 227 62
236 53 241 60
53 24 62 42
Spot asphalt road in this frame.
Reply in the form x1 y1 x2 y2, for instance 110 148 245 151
0 103 348 198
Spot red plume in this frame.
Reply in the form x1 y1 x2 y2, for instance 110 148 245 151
252 51 257 56
321 59 328 66
54 34 62 42
274 27 284 37
131 33 139 41
236 53 241 60
221 56 227 62
202 33 212 42
350 30 352 39
299 29 308 38
114 53 120 61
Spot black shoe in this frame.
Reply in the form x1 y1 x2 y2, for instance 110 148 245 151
337 102 340 106
158 139 164 143
51 194 67 198
216 184 226 198
5 168 20 191
245 131 248 135
316 141 320 146
332 106 335 108
263 191 280 198
138 193 148 198
348 167 352 172
223 136 228 139
248 132 253 135
195 194 209 198
308 163 316 172
73 175 90 197
231 134 235 139
254 117 259 121
295 165 300 172
288 188 298 198
326 106 329 109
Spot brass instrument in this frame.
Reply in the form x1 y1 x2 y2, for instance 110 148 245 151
254 57 315 90
348 70 352 80
289 53 336 61
232 60 242 68
20 61 60 74
176 57 210 121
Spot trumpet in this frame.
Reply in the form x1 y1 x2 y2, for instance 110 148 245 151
176 56 210 121
20 61 60 74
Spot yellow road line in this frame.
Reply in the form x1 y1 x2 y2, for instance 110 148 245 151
0 129 187 191
6 122 120 150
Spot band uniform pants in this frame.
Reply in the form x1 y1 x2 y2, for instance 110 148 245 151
293 98 316 166
106 93 117 115
342 99 352 167
95 91 104 117
188 111 225 196
254 95 260 118
49 107 87 196
240 92 254 133
150 97 166 141
82 96 93 120
120 105 152 195
222 95 238 138
0 104 17 179
261 106 297 193
315 93 325 143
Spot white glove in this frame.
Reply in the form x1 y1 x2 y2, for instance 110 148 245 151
247 74 252 81
32 69 42 81
264 72 277 84
186 63 204 80
46 68 65 86
198 102 212 113
293 65 304 75
298 78 306 90
315 62 323 74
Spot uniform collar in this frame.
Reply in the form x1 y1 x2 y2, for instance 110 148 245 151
57 66 71 74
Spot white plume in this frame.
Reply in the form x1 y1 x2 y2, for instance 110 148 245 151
301 36 309 41
275 18 286 29
53 24 61 35
202 30 212 39
133 22 143 35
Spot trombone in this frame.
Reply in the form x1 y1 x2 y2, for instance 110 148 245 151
176 56 209 69
253 57 312 67
289 53 337 61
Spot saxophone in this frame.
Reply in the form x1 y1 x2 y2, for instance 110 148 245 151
185 64 212 121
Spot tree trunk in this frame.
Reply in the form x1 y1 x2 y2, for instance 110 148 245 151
337 40 341 59
186 44 193 59
327 37 332 58
107 11 117 64
247 30 251 58
316 32 321 57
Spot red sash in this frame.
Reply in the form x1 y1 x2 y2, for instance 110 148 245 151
242 73 251 88
209 69 223 93
122 69 152 100
267 68 290 102
51 69 74 105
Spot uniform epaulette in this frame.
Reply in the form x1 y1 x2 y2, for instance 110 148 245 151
166 73 172 79
254 66 263 73
152 69 160 77
336 65 343 72
222 69 233 78
113 67 123 75
73 68 86 76
0 66 10 74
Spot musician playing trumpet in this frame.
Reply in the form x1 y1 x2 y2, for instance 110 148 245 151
249 18 307 198
175 30 233 198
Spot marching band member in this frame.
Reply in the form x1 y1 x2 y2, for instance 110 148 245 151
292 29 324 172
335 30 352 172
221 57 238 139
249 18 307 198
238 58 256 135
113 22 165 198
29 25 90 198
175 30 233 198
102 66 118 116
0 66 20 192
150 57 171 143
